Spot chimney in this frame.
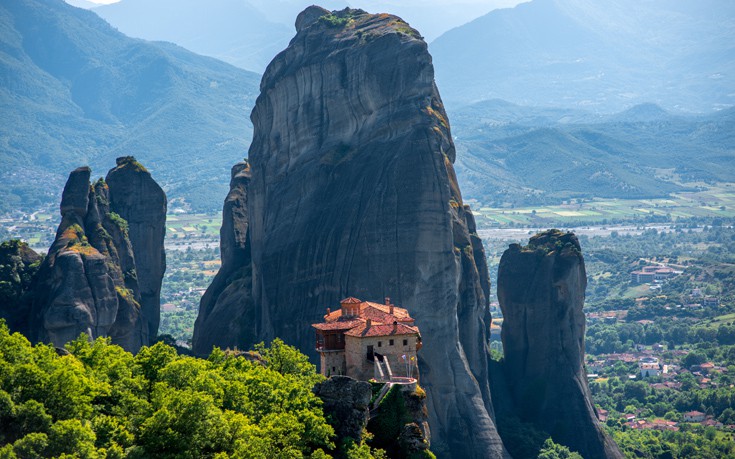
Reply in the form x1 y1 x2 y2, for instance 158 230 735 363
326 308 331 315
366 319 372 328
386 297 394 315
393 320 398 333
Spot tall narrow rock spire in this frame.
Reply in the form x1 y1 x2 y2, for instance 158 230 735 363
497 230 623 459
27 158 165 353
194 7 507 458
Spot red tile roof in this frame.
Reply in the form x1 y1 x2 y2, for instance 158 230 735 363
313 298 420 339
344 323 419 338
312 319 364 331
322 301 413 324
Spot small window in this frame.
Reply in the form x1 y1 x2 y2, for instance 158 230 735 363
332 366 336 372
403 339 408 346
389 339 394 346
378 341 382 347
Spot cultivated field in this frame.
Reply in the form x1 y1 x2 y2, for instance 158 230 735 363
468 182 735 228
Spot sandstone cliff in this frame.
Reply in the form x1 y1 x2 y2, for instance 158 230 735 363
497 230 623 459
192 161 254 352
27 159 165 353
106 156 167 339
313 376 372 446
367 382 432 458
193 7 506 458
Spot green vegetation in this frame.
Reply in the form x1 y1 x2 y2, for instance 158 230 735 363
0 322 349 458
467 183 735 228
159 246 220 345
108 213 129 235
319 13 353 28
487 222 735 458
493 411 582 459
453 101 735 211
366 385 432 459
114 157 148 174
611 429 734 459
0 240 42 330
0 0 260 214
570 225 735 457
318 10 365 29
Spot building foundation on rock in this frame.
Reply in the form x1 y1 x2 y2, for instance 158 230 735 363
313 297 422 381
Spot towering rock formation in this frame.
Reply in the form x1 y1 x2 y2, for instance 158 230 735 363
194 7 507 458
497 230 623 459
192 161 253 351
106 156 167 339
28 158 165 353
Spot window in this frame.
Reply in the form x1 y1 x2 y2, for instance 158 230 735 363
332 366 336 372
367 345 374 361
403 339 408 346
389 339 394 346
378 341 382 347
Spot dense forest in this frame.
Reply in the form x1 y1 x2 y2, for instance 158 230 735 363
0 322 385 458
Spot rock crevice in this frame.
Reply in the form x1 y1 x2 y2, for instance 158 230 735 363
27 158 165 352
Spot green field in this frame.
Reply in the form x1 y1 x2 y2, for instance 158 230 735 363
700 313 735 329
166 213 222 238
470 183 735 227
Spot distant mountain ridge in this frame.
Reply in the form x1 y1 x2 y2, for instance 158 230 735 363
431 0 735 113
451 101 735 206
91 0 525 71
92 0 295 73
0 0 260 213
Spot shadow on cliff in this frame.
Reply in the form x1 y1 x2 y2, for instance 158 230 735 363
490 229 624 459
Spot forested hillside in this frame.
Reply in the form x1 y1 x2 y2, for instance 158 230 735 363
0 0 260 213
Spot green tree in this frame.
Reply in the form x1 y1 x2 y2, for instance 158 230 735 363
46 420 99 459
12 432 48 459
537 438 583 459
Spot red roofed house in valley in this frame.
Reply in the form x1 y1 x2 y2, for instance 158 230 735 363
313 297 422 381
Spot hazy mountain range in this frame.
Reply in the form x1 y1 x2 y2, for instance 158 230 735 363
0 0 260 213
90 0 735 113
2 0 733 214
90 0 524 72
431 0 735 113
451 101 735 206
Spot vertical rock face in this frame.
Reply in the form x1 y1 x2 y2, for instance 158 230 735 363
106 156 167 339
497 230 623 459
313 376 372 444
192 161 253 353
368 382 432 457
28 159 165 353
193 7 506 458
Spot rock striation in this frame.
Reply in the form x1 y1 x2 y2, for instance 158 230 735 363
106 156 167 339
193 7 506 458
497 230 623 459
313 375 372 445
368 382 431 457
27 158 165 353
192 161 253 352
